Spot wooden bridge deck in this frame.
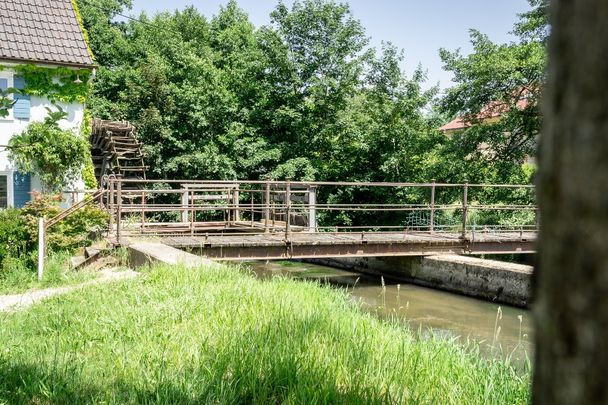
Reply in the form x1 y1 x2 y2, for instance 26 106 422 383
141 231 537 260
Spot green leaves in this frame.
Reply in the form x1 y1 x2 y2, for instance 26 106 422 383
7 110 89 192
437 0 546 184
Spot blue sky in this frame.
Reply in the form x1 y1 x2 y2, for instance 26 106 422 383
128 0 532 90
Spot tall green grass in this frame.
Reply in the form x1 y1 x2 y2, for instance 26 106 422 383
0 252 94 295
0 263 530 404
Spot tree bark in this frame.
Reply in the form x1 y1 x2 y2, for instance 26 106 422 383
534 0 608 403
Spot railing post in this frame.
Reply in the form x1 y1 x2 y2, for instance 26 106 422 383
190 189 195 236
461 182 468 240
233 187 240 223
108 177 114 233
285 181 291 239
38 217 45 281
250 192 255 228
429 179 436 233
264 182 270 233
116 175 122 244
181 186 189 223
140 189 145 234
308 185 317 233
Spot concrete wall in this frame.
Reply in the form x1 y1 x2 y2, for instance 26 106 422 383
308 255 533 308
0 65 86 207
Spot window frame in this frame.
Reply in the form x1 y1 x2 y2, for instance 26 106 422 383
0 171 13 209
0 70 14 121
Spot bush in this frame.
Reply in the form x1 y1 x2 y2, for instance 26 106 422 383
21 192 109 253
0 209 33 272
0 194 108 292
7 109 89 192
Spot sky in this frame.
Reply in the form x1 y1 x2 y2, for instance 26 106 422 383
127 0 532 90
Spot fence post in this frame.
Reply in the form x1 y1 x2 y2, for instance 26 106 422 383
116 175 122 244
108 177 114 233
37 217 45 281
181 186 189 223
285 181 291 239
264 182 271 233
461 182 468 240
429 179 436 233
190 189 195 236
308 185 317 233
233 187 240 223
250 192 255 228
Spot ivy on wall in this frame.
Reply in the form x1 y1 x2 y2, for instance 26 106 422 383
9 65 91 103
80 110 98 189
71 0 95 63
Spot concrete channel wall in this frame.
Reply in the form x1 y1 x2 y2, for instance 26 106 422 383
307 255 533 308
128 241 533 308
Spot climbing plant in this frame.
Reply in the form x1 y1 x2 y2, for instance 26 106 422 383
0 88 15 118
7 108 90 192
10 65 91 103
80 110 98 189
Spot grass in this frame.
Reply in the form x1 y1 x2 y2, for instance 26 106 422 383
0 252 96 295
0 263 530 404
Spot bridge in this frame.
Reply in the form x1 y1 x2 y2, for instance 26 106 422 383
101 178 537 260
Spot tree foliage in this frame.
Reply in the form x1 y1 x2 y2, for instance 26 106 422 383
438 0 547 183
79 0 437 185
8 109 89 192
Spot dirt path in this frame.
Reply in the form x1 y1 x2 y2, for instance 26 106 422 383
0 268 139 312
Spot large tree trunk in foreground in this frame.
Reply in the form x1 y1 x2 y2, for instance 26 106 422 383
534 0 608 403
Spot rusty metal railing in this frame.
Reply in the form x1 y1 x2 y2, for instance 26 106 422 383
101 178 538 244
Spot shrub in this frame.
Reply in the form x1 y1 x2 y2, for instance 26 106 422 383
21 192 109 253
7 108 89 192
0 209 32 272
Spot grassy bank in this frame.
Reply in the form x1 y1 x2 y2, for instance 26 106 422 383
0 263 530 404
0 252 95 295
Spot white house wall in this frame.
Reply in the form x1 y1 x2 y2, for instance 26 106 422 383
0 67 86 207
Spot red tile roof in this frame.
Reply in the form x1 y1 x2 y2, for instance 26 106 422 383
0 0 94 68
439 98 530 132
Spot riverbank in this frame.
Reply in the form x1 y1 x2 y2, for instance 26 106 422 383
247 260 533 364
0 262 530 403
307 255 533 307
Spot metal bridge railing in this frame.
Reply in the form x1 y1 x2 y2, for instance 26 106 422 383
99 177 538 244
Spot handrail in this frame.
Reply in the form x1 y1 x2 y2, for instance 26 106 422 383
100 178 535 189
46 189 105 230
103 178 538 241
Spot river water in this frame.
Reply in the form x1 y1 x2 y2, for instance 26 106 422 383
245 260 533 365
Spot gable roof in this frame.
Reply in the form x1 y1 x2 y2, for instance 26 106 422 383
439 98 530 132
0 0 94 68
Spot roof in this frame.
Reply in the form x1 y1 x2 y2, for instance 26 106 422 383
0 0 94 68
439 98 530 132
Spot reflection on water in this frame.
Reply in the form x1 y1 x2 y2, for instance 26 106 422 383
245 260 533 364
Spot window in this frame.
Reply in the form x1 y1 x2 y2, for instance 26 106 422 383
0 175 7 208
13 76 30 120
0 71 14 120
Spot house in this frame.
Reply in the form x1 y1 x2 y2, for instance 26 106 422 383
0 0 94 208
438 98 530 135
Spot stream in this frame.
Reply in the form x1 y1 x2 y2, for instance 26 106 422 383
245 260 533 366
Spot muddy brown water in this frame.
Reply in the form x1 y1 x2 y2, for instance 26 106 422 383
245 260 533 365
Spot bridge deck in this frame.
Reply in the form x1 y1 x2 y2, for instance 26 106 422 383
147 231 536 260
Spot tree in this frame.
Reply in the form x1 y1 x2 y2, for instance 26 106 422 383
75 0 133 66
262 0 370 179
534 0 608 403
439 0 547 183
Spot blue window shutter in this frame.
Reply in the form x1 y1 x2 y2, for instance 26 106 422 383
13 76 30 120
13 172 31 208
0 78 7 91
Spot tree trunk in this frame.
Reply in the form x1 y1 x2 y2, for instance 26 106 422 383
534 0 608 403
